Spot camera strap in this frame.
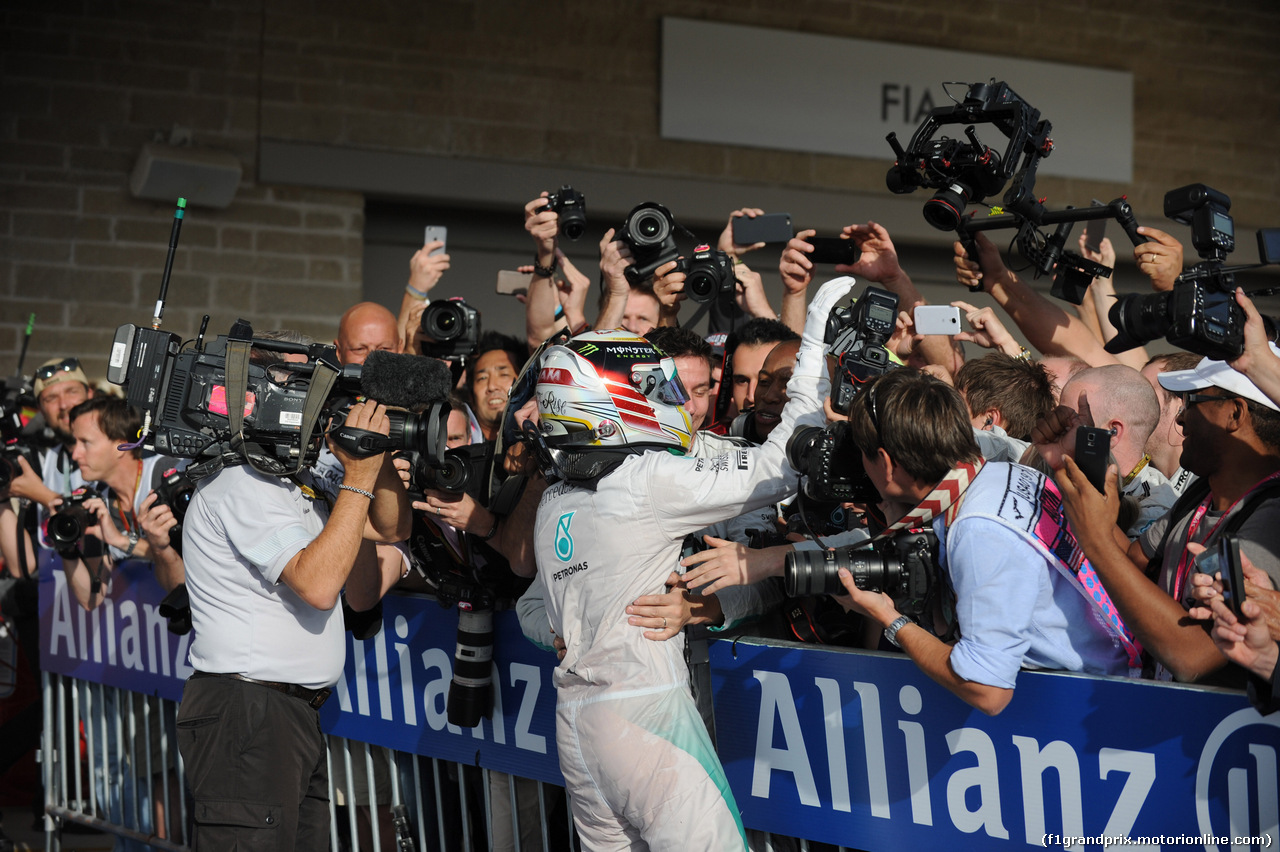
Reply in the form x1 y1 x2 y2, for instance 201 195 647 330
874 458 986 541
224 338 339 477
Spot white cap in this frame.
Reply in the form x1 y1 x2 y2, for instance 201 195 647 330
1157 345 1280 412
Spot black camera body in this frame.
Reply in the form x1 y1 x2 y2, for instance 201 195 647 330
47 489 96 555
1107 184 1278 360
408 442 490 499
787 421 877 505
618 202 681 285
544 184 587 241
108 320 450 478
785 529 940 618
678 244 736 305
152 466 195 552
420 298 482 359
827 286 899 415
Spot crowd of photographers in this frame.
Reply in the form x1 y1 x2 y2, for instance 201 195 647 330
4 173 1280 848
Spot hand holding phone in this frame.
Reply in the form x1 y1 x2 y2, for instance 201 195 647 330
1073 426 1111 493
1218 534 1247 622
805 236 860 266
732 213 793 246
423 225 447 257
912 305 962 336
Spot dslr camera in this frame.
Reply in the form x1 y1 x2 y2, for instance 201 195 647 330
419 297 482 359
47 489 97 556
827 286 899 414
544 185 587 241
1106 184 1280 360
677 244 736 305
618 202 682 285
151 466 195 552
787 420 879 505
785 529 940 618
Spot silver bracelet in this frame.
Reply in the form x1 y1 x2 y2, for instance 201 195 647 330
339 484 375 500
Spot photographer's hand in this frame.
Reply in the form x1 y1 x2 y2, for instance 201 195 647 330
419 488 495 538
557 249 591 332
679 536 789 594
139 491 185 592
524 192 558 269
1134 226 1183 292
838 222 908 289
6 455 60 509
779 229 817 334
718 208 766 259
652 258 687 324
596 228 633 330
1227 287 1280 408
733 261 775 319
1030 392 1095 472
951 300 1022 357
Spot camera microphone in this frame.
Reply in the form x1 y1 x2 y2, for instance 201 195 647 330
359 350 452 410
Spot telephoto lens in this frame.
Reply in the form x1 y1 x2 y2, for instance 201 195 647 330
447 602 495 728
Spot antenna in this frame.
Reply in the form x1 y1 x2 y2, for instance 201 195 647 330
152 197 186 329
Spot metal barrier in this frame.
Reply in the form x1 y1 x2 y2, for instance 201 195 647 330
37 671 586 852
38 671 862 852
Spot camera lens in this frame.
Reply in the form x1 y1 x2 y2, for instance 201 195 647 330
560 210 586 241
1105 292 1174 353
923 184 968 231
628 209 670 247
685 270 715 304
423 302 464 342
447 604 494 728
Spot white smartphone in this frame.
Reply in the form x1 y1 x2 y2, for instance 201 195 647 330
423 225 447 256
496 270 532 296
913 305 962 335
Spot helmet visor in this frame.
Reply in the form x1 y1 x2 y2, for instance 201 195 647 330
632 358 689 408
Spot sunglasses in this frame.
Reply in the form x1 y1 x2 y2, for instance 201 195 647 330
36 358 81 382
1181 391 1239 408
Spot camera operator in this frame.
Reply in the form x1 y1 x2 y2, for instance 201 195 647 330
0 357 93 578
176 363 410 850
59 397 177 610
1052 290 1280 685
834 369 1133 716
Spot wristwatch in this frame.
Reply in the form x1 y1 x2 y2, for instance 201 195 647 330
883 616 912 649
124 531 140 558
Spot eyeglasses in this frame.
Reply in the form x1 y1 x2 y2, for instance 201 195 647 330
1181 391 1239 408
35 358 80 382
867 381 885 448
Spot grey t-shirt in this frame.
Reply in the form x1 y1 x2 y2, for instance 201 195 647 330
1139 485 1280 601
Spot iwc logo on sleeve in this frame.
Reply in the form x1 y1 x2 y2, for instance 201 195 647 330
554 511 576 562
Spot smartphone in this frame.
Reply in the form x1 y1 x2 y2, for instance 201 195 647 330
1074 426 1111 493
423 225 447 257
496 270 532 296
732 213 793 246
1084 199 1107 254
1219 533 1247 621
912 305 962 336
806 236 860 266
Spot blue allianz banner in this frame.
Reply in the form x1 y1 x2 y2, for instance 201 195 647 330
39 555 1280 849
37 556 564 783
711 638 1280 851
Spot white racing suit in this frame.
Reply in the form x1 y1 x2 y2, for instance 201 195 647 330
532 283 842 851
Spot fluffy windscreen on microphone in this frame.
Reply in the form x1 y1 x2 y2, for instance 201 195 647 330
359 350 452 410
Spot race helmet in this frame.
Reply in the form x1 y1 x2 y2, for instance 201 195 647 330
535 330 693 458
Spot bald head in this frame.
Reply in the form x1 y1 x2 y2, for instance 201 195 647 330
1061 365 1161 465
336 302 400 366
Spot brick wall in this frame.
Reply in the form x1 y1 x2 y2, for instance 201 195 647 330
3 0 1278 376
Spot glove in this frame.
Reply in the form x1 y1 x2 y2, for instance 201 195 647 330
797 276 857 377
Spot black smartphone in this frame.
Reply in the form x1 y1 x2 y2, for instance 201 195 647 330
1219 533 1247 621
1084 199 1107 254
1074 426 1111 493
806 237 860 266
733 213 793 245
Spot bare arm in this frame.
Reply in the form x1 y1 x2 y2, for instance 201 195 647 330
955 233 1120 368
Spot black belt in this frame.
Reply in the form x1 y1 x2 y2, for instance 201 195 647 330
191 671 332 709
